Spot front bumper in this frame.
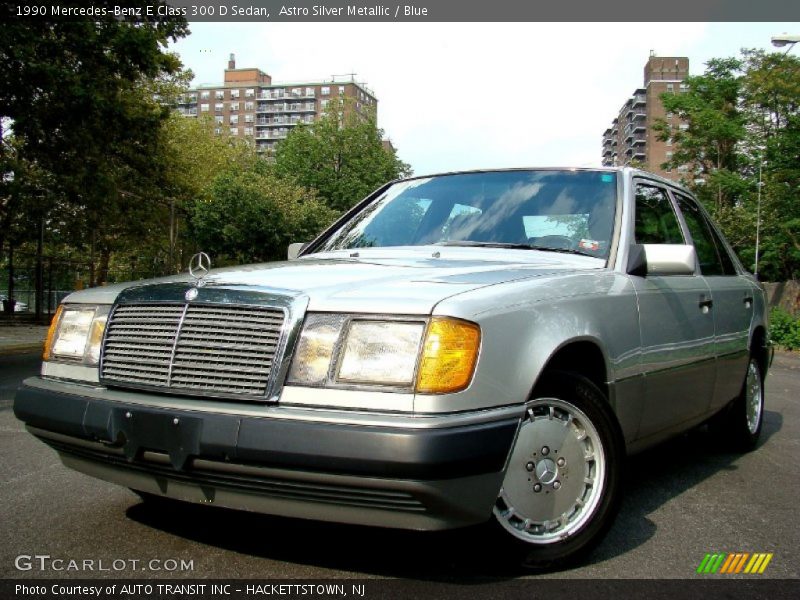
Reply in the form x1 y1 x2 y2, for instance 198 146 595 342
14 379 519 530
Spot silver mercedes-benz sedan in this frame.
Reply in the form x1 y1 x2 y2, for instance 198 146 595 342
15 167 770 568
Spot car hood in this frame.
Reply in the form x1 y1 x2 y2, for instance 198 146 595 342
65 247 604 314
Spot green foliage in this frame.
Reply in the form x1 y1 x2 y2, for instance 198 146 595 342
652 50 800 281
0 1 190 285
274 98 411 212
191 163 337 264
770 307 800 350
2 12 416 286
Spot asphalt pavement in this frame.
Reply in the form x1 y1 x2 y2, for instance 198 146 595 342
1 351 798 580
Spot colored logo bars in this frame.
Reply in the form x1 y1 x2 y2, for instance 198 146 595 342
697 552 773 574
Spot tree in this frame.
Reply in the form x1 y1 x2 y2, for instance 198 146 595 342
653 51 800 280
653 58 747 215
191 162 337 264
0 1 190 288
274 99 411 212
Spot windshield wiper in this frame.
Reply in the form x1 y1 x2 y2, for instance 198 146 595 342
435 240 596 257
436 241 537 250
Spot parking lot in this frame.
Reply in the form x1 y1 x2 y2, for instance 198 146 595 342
1 350 798 580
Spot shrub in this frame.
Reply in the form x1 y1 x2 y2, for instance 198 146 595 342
770 307 800 351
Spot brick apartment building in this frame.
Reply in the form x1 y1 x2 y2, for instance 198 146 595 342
177 54 378 154
602 54 690 180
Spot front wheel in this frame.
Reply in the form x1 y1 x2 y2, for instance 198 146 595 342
491 372 624 569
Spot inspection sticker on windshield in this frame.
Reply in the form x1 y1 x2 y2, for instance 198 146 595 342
579 239 600 251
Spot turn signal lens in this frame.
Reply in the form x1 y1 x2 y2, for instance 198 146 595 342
415 317 481 394
42 305 64 361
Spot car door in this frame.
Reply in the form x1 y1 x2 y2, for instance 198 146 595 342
629 181 716 440
672 192 752 413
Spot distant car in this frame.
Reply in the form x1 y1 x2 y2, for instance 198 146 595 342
1 295 27 312
15 167 771 569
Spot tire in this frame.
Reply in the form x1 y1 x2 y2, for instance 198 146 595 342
710 357 764 452
490 371 624 570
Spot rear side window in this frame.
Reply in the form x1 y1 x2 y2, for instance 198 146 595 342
674 194 736 276
634 184 684 245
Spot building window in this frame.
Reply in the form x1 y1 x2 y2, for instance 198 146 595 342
666 83 674 93
230 102 239 112
245 88 255 97
245 101 254 111
244 127 254 136
245 114 254 123
665 151 673 160
679 83 689 93
292 87 302 97
230 89 240 99
200 91 210 99
338 85 346 95
305 87 314 96
215 103 223 112
200 103 209 112
321 86 330 96
679 123 689 130
215 91 224 100
230 127 239 136
666 138 672 146
215 115 224 124
214 127 222 135
320 99 330 110
230 115 239 124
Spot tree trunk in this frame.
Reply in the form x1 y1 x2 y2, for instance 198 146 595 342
97 245 111 286
35 215 44 321
5 244 14 317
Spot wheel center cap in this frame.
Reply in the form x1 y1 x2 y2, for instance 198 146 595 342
535 458 558 484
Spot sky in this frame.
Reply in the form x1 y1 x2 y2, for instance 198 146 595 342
170 22 800 176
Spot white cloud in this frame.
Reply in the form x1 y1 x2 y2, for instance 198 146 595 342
172 21 796 175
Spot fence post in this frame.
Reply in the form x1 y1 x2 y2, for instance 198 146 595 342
35 216 44 322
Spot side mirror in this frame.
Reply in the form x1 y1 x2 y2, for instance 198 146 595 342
627 244 697 276
287 242 308 261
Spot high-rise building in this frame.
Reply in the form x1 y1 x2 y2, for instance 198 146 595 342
177 54 378 154
602 54 689 180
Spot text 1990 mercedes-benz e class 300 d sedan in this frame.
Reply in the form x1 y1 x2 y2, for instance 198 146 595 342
15 168 771 568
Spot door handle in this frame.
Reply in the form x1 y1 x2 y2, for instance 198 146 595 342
743 295 753 306
699 298 713 313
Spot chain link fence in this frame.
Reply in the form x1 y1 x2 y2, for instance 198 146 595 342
1 249 168 322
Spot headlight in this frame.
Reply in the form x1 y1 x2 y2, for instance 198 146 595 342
287 314 348 385
338 321 425 386
287 314 480 393
44 304 110 365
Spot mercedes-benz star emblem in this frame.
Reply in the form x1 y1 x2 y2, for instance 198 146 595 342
185 288 198 301
189 252 211 281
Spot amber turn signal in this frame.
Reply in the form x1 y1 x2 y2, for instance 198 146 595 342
415 317 481 394
42 305 64 361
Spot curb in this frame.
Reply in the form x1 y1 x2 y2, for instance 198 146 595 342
0 343 43 356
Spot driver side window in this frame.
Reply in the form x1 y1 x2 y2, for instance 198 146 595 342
634 184 684 245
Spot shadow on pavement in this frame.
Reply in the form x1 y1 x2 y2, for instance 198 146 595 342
125 410 783 580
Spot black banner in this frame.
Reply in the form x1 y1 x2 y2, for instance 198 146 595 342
9 0 800 22
3 579 800 600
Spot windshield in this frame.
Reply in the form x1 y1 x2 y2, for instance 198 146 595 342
316 170 618 258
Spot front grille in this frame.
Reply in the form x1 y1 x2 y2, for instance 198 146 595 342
102 303 286 399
